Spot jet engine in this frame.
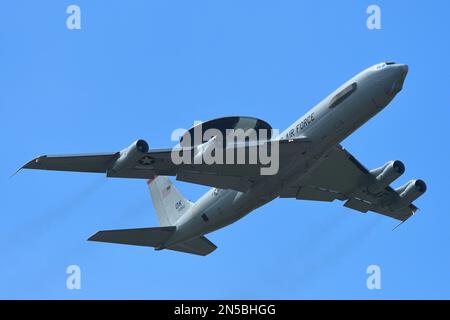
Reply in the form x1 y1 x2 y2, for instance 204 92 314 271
111 139 149 173
390 179 427 210
368 160 405 194
396 179 427 203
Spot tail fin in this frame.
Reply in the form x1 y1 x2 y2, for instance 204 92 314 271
147 176 193 226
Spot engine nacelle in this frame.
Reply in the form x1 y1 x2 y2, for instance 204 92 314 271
368 160 405 194
111 139 149 173
396 179 427 202
390 179 427 210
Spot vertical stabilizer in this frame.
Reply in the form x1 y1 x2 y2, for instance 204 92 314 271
147 177 193 226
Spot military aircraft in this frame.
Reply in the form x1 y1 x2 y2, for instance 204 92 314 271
21 62 426 256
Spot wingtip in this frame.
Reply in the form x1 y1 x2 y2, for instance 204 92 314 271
10 156 44 178
392 213 415 231
392 220 405 231
10 167 22 178
21 156 48 170
87 231 101 242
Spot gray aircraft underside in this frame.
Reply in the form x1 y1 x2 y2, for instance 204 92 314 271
20 62 426 256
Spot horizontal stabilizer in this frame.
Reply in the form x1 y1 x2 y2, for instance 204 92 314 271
88 226 175 248
168 236 217 256
88 226 217 256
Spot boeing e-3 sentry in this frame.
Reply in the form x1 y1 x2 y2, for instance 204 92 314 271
21 62 426 256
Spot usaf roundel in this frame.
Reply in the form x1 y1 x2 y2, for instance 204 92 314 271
139 156 155 166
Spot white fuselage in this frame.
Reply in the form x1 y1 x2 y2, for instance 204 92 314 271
164 62 408 247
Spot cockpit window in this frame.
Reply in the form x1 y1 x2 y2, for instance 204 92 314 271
375 63 386 70
385 61 396 65
329 82 357 109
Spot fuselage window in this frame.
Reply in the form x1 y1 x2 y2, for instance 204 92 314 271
329 82 357 109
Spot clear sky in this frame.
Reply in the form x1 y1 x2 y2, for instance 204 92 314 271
1 1 449 299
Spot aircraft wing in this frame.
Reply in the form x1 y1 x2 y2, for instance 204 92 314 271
22 153 119 173
279 145 423 221
21 148 185 178
21 138 311 192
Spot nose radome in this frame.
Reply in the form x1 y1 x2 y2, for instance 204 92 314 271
397 64 409 77
380 63 409 96
388 64 408 94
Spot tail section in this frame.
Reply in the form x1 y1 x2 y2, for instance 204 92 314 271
87 176 217 256
88 226 217 256
147 176 193 226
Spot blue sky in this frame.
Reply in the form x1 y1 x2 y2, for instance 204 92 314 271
1 1 449 299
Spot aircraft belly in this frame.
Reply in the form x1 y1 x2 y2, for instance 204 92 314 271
204 190 275 232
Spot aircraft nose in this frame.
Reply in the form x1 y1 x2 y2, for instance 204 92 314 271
397 64 409 78
384 64 409 95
